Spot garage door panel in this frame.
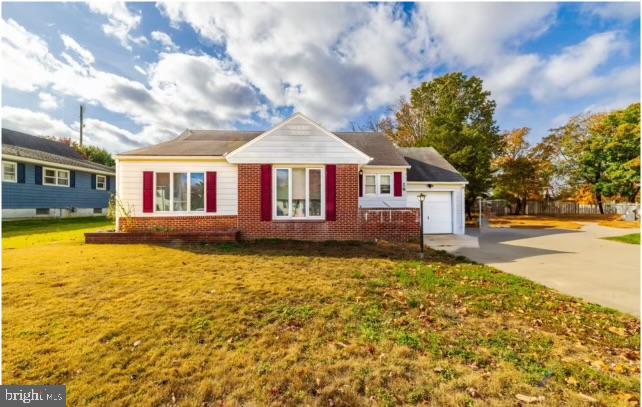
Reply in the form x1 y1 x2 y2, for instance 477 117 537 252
424 192 452 234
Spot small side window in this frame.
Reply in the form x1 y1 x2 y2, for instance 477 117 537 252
36 208 50 216
2 162 17 182
96 175 106 190
93 208 103 214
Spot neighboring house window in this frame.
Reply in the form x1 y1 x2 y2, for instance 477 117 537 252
155 171 205 213
364 174 392 196
2 161 17 182
36 208 50 215
96 175 106 190
43 167 70 187
274 167 324 219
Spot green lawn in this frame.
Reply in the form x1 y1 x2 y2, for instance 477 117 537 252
2 219 640 406
603 233 640 245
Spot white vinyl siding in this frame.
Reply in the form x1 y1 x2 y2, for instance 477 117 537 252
116 160 237 217
227 115 370 164
359 166 407 208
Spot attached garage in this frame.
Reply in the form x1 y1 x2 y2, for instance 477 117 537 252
399 147 467 235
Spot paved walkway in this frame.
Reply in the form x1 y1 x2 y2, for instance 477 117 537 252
452 224 640 316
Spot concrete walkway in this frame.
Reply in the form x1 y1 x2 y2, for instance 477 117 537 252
452 224 640 316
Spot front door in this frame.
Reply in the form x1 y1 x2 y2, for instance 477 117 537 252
424 191 453 234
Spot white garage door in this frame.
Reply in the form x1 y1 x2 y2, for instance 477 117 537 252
424 192 452 234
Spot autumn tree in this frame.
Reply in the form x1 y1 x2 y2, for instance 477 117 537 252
540 103 640 213
493 128 550 214
381 73 501 217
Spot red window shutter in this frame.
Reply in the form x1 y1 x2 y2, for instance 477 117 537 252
394 171 402 197
260 164 272 221
206 171 217 212
143 171 154 213
358 171 363 197
325 165 337 221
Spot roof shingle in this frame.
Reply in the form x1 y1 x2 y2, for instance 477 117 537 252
398 147 467 183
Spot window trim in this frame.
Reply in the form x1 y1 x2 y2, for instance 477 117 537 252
96 174 107 190
2 161 17 183
43 167 70 187
363 173 393 196
153 171 206 214
273 166 325 220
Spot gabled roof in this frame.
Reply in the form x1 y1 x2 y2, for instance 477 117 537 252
2 128 115 174
118 130 261 156
398 147 467 183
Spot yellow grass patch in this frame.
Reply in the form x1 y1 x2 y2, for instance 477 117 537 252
490 215 640 231
2 219 640 406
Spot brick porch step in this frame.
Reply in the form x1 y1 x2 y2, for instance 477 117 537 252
85 229 240 244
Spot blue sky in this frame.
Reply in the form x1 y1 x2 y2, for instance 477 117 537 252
2 2 640 153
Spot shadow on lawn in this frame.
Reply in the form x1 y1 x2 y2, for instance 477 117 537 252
171 239 469 264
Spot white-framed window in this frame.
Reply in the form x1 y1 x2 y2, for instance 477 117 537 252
2 161 17 182
274 166 324 219
96 175 107 190
155 171 205 213
363 174 392 196
43 167 69 187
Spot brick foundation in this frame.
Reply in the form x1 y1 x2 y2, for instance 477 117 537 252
85 230 239 244
119 215 238 233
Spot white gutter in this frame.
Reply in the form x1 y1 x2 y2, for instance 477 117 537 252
2 153 115 176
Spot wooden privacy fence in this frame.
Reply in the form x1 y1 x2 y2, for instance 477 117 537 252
476 199 639 218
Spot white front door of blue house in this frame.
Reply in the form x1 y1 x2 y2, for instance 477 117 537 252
424 191 453 234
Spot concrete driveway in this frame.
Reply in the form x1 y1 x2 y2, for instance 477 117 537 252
452 224 640 316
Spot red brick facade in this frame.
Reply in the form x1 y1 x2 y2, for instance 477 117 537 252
117 164 419 242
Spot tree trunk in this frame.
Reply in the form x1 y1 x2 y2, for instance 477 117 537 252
596 190 604 215
514 199 522 215
465 198 473 220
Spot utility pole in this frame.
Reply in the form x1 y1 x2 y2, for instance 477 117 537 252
79 105 84 146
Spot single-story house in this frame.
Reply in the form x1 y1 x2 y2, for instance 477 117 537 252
2 128 116 219
114 113 466 241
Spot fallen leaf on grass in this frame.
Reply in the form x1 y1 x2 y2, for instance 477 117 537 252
516 394 545 403
608 326 627 336
577 393 597 403
565 376 578 386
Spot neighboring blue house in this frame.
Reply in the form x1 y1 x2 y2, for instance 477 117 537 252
2 128 116 219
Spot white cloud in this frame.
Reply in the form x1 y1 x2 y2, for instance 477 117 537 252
532 31 634 100
134 65 146 75
86 2 147 50
83 118 143 150
582 3 640 24
415 2 557 67
483 54 542 106
2 19 268 151
38 92 60 110
60 33 94 65
151 30 178 51
2 106 76 139
159 2 430 128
